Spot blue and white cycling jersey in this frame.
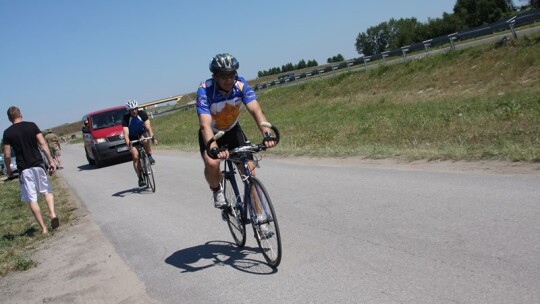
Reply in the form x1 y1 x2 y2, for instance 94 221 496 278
196 76 257 132
122 110 149 140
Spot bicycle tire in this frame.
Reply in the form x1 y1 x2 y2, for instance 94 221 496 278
137 150 146 189
140 153 156 192
222 171 246 247
249 177 282 267
145 157 156 192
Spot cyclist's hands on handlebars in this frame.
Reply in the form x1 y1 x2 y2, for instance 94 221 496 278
208 146 228 160
206 122 280 159
263 131 277 149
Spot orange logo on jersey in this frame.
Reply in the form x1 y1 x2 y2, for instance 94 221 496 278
212 101 242 130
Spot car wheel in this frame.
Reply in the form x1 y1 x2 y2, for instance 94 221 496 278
85 149 95 165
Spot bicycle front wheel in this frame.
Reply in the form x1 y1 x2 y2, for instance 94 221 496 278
222 171 246 247
143 155 155 192
249 177 282 267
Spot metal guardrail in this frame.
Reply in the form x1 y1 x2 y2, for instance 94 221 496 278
252 8 540 92
150 9 540 115
148 102 196 117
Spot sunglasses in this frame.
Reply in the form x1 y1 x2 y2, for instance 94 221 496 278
215 73 236 80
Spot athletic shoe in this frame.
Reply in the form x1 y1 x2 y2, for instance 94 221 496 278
148 155 155 165
138 177 146 187
51 217 60 229
221 210 228 221
213 189 226 208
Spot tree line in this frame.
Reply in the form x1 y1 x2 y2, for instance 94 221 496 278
256 0 538 78
257 53 347 78
355 0 538 56
257 59 319 78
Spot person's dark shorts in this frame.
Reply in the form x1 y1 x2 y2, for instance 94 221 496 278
129 132 149 142
129 133 151 152
199 123 249 155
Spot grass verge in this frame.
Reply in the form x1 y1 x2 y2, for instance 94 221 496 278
152 33 540 162
0 174 75 277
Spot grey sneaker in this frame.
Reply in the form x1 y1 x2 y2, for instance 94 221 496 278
148 155 155 165
213 189 227 209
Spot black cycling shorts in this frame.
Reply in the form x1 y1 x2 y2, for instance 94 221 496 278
198 123 249 155
129 131 149 141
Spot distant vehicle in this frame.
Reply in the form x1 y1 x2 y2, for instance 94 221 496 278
0 151 17 176
81 106 131 167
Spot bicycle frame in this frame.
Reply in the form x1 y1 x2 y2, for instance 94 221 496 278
136 145 147 170
223 156 257 224
131 136 155 192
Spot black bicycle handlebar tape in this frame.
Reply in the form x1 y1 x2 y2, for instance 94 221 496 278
206 131 226 159
208 147 225 159
265 125 281 145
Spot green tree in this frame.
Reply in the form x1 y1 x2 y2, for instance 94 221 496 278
281 63 295 72
526 0 540 8
355 21 392 56
307 59 318 67
327 54 345 63
453 0 514 28
387 18 424 49
423 12 463 38
297 59 307 69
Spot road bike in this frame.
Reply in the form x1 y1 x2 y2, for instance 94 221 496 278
206 122 282 267
130 136 155 192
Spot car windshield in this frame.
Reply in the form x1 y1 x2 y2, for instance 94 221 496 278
91 109 127 130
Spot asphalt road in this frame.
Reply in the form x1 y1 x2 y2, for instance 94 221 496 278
59 144 540 304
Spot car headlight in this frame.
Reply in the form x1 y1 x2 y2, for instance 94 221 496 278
94 138 106 144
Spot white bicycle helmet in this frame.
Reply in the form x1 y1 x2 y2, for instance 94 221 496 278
125 99 138 110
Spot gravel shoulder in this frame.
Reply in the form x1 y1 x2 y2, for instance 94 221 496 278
0 178 159 304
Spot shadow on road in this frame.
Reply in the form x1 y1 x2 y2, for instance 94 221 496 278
165 240 277 274
77 157 132 171
112 187 153 197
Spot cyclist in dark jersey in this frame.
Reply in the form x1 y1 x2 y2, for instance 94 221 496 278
196 53 277 210
122 100 157 187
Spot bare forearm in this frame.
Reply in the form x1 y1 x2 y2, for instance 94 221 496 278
37 134 55 165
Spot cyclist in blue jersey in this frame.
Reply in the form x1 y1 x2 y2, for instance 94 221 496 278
197 53 277 209
122 100 157 187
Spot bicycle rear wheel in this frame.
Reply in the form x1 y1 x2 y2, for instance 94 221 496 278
222 171 246 247
143 154 155 192
249 177 282 267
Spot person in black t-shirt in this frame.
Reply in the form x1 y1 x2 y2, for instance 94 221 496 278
2 106 59 234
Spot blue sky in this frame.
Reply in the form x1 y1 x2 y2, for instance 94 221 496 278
0 0 457 132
